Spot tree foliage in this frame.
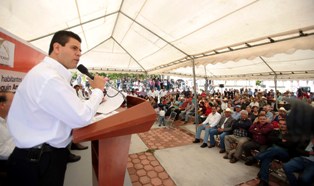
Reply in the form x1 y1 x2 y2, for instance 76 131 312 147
73 72 161 80
256 80 262 86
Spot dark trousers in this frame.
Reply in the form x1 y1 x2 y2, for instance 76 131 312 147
0 160 9 186
283 156 314 186
255 146 290 183
242 140 268 157
8 146 69 186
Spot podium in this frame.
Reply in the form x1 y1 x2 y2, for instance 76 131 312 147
72 96 156 186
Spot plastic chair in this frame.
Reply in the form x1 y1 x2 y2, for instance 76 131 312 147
166 111 177 128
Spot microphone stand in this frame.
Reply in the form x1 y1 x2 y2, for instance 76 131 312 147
105 83 128 108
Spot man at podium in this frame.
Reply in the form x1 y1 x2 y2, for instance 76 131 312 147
7 30 105 186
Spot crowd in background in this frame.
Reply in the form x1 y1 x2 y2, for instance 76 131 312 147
130 82 313 186
99 77 313 186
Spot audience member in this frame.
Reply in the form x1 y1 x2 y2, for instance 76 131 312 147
263 105 274 123
253 119 298 186
208 108 234 152
221 97 228 110
246 105 253 121
259 96 267 108
158 107 166 127
173 97 188 120
224 110 252 163
231 105 241 120
249 97 259 108
272 107 287 123
199 101 212 123
283 136 314 186
0 91 15 186
0 91 15 160
192 106 221 148
243 114 273 166
179 98 195 124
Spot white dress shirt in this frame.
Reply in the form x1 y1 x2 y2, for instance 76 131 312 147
7 57 104 148
202 112 221 127
0 117 15 159
221 102 228 110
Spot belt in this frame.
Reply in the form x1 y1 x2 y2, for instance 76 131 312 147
18 143 59 153
15 143 63 162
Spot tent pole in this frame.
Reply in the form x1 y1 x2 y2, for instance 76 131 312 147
204 66 208 94
274 74 278 110
259 56 278 110
192 58 199 131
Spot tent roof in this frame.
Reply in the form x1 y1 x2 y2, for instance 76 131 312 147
1 0 314 79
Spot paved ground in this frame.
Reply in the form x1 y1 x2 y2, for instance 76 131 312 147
63 118 288 186
127 119 288 186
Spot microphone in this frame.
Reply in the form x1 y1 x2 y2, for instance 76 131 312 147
77 64 94 80
77 64 128 107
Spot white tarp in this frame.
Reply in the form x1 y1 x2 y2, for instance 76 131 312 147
1 0 314 79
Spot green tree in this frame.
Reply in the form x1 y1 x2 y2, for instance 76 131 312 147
256 80 262 86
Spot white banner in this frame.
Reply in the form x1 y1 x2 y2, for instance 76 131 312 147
0 69 25 92
0 38 15 68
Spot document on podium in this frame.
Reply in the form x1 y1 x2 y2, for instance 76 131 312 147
96 87 125 114
91 111 119 123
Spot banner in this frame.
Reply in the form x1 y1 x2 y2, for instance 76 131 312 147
0 69 25 92
0 38 15 67
0 28 45 73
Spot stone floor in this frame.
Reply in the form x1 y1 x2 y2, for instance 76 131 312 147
138 127 195 150
128 123 195 186
127 152 176 186
127 119 290 186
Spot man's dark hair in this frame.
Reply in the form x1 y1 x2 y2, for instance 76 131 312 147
48 30 81 55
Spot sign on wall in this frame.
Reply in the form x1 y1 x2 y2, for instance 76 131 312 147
0 38 15 68
0 28 45 73
0 69 25 92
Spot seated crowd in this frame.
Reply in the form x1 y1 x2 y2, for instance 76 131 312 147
138 87 313 186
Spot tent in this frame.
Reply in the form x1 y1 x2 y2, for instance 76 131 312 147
1 0 314 80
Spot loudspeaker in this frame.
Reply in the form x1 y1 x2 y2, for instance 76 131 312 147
219 84 224 88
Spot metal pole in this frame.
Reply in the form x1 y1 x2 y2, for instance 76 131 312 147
192 58 199 132
274 74 278 110
260 56 278 110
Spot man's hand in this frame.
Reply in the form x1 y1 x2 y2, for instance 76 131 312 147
88 75 105 91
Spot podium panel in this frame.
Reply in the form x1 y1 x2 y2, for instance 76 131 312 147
73 96 156 186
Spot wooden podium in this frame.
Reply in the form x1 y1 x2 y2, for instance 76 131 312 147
72 96 156 186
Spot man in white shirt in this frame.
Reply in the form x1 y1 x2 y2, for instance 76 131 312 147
7 30 105 186
1 91 80 165
0 91 15 185
221 97 229 111
192 106 221 148
207 108 234 152
159 88 167 98
147 88 159 99
0 91 15 160
249 97 259 108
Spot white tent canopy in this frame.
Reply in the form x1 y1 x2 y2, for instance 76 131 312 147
1 0 314 80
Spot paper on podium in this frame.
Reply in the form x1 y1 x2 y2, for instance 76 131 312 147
97 87 125 114
91 111 119 123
